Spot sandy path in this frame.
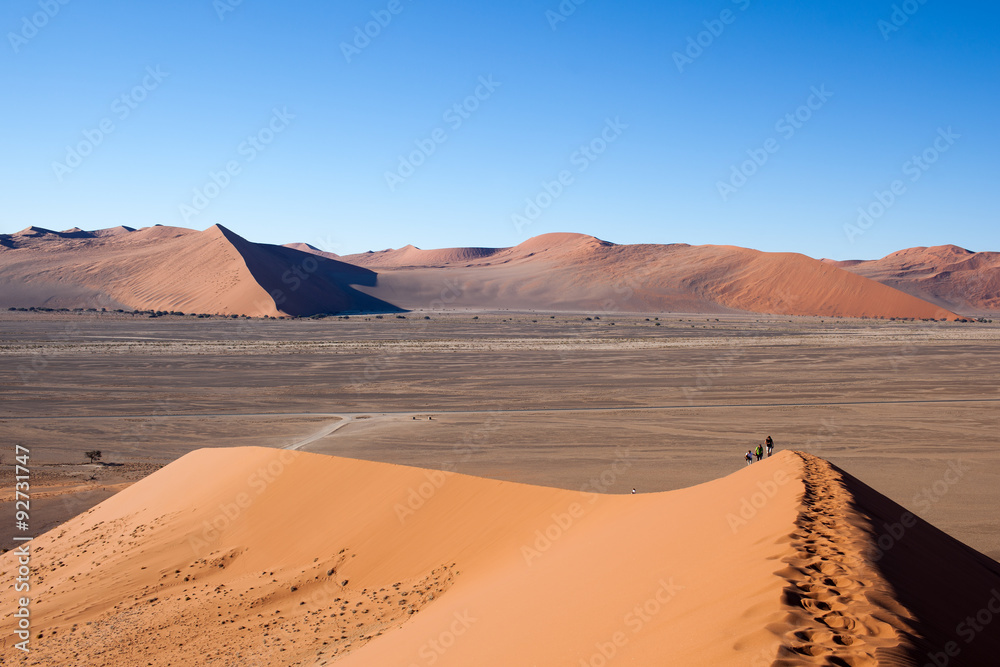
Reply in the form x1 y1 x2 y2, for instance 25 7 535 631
282 417 352 450
773 453 913 664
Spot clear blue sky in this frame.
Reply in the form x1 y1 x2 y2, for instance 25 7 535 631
2 0 997 259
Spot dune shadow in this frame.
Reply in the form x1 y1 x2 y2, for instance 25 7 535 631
219 226 404 316
833 463 1000 665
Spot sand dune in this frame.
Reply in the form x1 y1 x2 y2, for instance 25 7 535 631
825 245 1000 315
344 234 958 319
282 242 340 261
2 448 996 665
0 225 397 317
0 226 972 318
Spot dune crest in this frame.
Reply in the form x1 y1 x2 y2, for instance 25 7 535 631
343 236 957 319
2 448 996 665
830 245 1000 315
0 224 398 316
1 225 980 317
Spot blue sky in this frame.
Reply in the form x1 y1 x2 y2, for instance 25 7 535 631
2 0 997 259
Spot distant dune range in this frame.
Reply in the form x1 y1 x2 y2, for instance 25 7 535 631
2 225 991 318
823 245 1000 316
2 448 997 665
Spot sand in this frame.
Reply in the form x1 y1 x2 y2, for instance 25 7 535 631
1 448 997 665
0 225 397 318
1 310 998 664
2 310 998 560
1 226 971 319
341 233 960 319
827 245 1000 315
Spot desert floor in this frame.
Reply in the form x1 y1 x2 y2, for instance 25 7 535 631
1 310 998 560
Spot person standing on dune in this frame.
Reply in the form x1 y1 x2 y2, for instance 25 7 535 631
765 436 773 457
754 444 763 462
745 450 753 466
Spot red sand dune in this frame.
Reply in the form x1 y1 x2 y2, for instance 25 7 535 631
0 226 971 318
1 448 996 665
281 242 340 261
824 245 1000 315
0 224 397 317
342 233 958 319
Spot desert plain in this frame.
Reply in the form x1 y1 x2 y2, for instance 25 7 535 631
1 309 998 665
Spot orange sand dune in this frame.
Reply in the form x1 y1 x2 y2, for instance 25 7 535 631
825 245 1000 315
1 225 965 318
2 448 996 665
342 243 506 268
344 234 957 319
0 224 398 317
282 242 340 261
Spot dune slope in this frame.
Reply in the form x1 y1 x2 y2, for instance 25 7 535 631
344 234 957 319
828 245 1000 315
0 226 964 318
0 225 398 317
1 448 995 666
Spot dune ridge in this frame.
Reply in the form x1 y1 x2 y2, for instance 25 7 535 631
772 453 913 665
0 225 398 317
827 245 1000 315
1 448 996 665
0 226 972 318
345 235 958 319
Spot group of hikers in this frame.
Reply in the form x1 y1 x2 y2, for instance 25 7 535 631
745 436 774 465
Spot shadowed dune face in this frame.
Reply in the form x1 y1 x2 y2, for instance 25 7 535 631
0 226 971 318
214 225 401 317
830 245 1000 315
1 448 996 666
828 456 1000 666
0 225 399 317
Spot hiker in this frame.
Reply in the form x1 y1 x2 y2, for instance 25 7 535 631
631 488 636 494
745 450 753 466
765 436 773 457
754 444 763 462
